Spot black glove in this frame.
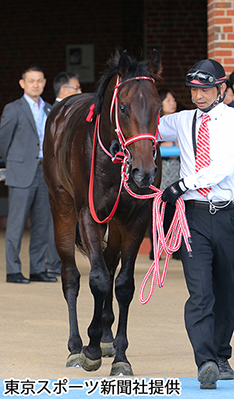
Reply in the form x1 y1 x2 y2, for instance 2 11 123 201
162 178 188 205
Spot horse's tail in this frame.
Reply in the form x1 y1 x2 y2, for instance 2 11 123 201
75 222 87 256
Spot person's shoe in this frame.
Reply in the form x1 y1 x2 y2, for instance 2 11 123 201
6 273 30 284
30 271 57 282
217 356 234 380
198 361 219 389
46 268 61 277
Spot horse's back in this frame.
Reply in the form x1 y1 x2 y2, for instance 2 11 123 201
45 93 94 143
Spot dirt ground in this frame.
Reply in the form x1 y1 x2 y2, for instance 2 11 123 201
0 230 233 380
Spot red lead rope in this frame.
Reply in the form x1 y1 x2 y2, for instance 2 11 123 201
88 114 125 224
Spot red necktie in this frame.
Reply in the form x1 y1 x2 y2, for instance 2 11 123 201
195 114 211 197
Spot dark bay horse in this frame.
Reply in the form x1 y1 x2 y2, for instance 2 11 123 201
43 49 162 376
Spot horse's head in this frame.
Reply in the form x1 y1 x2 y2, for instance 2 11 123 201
89 49 162 189
112 49 162 188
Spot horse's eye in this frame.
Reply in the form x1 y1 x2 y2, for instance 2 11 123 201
119 104 127 114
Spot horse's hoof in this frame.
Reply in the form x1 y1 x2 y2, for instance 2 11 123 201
110 362 133 376
78 350 102 372
100 342 116 358
66 353 81 368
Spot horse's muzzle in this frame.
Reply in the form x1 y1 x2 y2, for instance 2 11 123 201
131 165 158 188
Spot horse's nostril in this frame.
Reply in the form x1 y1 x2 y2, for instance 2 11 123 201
131 168 143 181
148 167 157 185
150 166 158 183
132 166 158 188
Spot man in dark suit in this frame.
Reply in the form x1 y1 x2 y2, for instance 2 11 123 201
53 71 81 106
0 66 57 283
45 71 82 278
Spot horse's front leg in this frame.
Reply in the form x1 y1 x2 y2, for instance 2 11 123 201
78 211 111 371
110 251 136 376
111 209 150 376
101 220 121 358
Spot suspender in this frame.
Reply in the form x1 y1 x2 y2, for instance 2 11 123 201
192 109 197 158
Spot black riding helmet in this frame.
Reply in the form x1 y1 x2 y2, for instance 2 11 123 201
186 59 227 112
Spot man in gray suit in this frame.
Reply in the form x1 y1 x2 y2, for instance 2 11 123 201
0 66 57 283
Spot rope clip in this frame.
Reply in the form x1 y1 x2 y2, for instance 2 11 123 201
209 203 219 215
125 155 132 175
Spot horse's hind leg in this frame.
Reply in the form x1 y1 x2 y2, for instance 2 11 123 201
50 192 83 368
101 286 117 358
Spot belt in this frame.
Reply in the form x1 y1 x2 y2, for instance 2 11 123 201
38 159 43 165
185 199 234 214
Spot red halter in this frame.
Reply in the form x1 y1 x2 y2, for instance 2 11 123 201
96 75 160 165
110 76 160 154
88 74 161 225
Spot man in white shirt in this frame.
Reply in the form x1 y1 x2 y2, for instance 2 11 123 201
159 59 234 389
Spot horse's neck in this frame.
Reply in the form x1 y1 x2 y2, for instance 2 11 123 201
100 86 117 141
99 111 115 148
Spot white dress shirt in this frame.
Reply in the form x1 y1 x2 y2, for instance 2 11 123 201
24 94 46 159
159 102 234 202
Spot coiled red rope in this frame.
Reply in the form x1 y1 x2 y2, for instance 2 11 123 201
123 182 192 303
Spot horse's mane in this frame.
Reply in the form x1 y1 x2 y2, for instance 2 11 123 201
91 50 160 116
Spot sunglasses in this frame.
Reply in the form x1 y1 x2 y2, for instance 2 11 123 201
186 70 217 85
63 85 82 92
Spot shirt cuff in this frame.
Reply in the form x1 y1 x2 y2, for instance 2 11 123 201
183 175 199 190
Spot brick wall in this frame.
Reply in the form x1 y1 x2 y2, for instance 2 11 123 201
208 0 234 75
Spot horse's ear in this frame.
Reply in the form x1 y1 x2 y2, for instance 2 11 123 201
117 50 131 77
149 48 162 76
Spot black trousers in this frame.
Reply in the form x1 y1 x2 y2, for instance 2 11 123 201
181 203 234 368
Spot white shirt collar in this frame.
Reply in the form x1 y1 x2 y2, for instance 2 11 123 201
24 93 45 109
196 102 226 120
